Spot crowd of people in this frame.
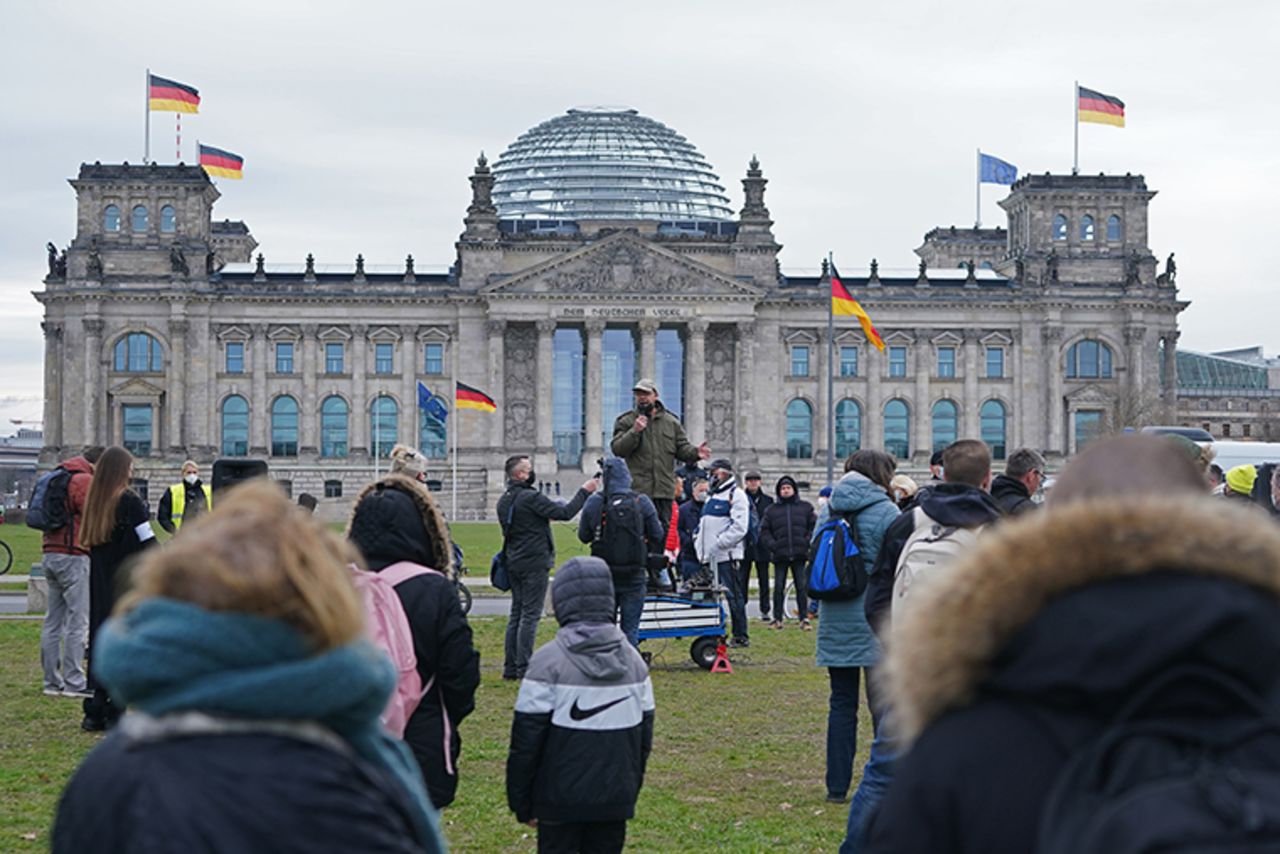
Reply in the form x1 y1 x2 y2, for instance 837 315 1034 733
33 371 1280 853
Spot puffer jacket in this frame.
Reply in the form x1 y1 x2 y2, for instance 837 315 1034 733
694 476 750 564
759 476 816 561
496 478 590 573
814 472 899 668
577 458 665 570
347 474 480 809
507 558 655 824
610 402 701 501
865 497 1280 854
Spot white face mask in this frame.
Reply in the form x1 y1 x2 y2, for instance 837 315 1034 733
184 473 198 486
694 491 708 503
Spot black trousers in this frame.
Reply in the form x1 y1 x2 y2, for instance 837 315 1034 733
740 556 771 616
773 556 808 619
652 497 675 539
538 820 627 854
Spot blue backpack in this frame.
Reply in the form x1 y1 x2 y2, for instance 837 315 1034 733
805 512 867 601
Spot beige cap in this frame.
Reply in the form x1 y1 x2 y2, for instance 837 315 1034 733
632 378 658 394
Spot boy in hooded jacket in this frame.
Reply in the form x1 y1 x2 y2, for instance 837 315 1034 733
507 557 655 854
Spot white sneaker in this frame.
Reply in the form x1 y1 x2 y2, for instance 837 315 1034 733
62 688 92 699
42 687 63 697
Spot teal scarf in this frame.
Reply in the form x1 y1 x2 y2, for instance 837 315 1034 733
96 598 446 852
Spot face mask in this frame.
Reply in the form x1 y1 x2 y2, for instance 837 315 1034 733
184 474 198 486
695 492 707 503
526 469 537 486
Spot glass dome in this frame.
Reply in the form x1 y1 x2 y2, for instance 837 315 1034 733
491 108 735 222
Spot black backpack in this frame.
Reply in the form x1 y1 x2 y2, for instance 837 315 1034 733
592 492 648 569
27 467 73 532
1036 665 1280 853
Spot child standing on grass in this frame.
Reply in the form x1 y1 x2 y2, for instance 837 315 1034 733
506 557 654 854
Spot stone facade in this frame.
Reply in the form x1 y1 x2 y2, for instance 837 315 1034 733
37 155 1186 520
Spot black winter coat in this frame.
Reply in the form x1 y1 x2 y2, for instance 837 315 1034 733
864 497 1280 854
742 488 774 561
989 474 1035 517
496 479 589 572
53 728 424 853
758 478 815 560
677 499 703 565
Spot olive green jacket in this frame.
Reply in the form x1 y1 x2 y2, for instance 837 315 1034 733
610 403 701 500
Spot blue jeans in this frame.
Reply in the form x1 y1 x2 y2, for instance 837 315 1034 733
612 569 646 647
717 560 748 641
825 666 882 798
504 565 549 678
840 708 897 854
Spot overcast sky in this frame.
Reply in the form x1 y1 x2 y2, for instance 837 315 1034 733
3 0 1277 433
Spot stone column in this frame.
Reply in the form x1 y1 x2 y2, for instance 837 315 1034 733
913 332 931 460
250 324 268 455
736 321 756 458
167 318 188 453
962 330 981 439
191 312 213 455
585 320 605 461
865 344 882 452
1044 326 1065 454
639 319 659 382
813 327 828 464
487 320 506 451
1161 329 1179 411
685 320 708 445
41 322 63 453
351 325 368 455
1010 328 1025 451
536 320 556 457
400 325 418 452
300 325 318 454
1126 325 1147 410
83 316 103 446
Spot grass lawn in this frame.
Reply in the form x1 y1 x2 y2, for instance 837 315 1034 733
0 605 871 851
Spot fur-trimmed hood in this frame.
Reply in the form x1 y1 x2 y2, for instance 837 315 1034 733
346 473 454 574
884 496 1280 745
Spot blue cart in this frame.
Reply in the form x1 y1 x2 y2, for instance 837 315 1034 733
637 589 727 670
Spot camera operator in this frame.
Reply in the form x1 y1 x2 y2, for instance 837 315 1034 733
611 378 711 532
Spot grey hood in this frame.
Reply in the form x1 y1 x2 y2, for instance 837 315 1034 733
601 457 634 497
555 622 631 681
553 557 615 625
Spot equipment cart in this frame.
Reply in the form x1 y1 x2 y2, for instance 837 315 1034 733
637 586 727 670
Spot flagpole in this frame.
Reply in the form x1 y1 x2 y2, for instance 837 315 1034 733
144 69 151 164
975 148 982 228
826 251 835 487
176 113 181 163
1073 80 1080 175
451 347 459 521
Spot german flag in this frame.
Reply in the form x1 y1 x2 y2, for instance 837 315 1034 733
149 74 200 113
1078 86 1125 127
456 381 496 413
199 144 244 180
831 264 885 352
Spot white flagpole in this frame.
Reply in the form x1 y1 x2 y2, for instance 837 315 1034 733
451 376 459 522
826 251 835 487
975 148 982 228
1073 80 1080 175
144 68 151 164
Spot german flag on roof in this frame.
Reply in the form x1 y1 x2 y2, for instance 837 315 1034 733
199 144 244 180
1078 86 1125 127
149 74 200 113
456 381 496 413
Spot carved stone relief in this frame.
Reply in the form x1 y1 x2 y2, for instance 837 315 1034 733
705 325 736 447
504 323 537 444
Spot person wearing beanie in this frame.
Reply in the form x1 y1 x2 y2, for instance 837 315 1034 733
1224 464 1258 501
348 474 480 809
506 557 655 854
758 476 816 629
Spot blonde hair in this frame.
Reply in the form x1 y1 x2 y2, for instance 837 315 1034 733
117 479 365 651
80 446 134 548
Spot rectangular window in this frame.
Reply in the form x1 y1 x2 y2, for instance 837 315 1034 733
1075 410 1104 452
937 347 956 378
1223 424 1231 437
986 347 1005 378
122 404 152 456
839 346 858 378
375 342 394 375
325 342 344 374
324 480 343 498
889 346 907 378
1244 423 1252 438
791 345 810 378
424 343 444 375
275 342 294 374
225 342 244 374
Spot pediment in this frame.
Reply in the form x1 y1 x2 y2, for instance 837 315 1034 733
834 329 866 345
216 324 250 341
417 325 452 342
268 325 300 341
368 326 402 342
1065 383 1115 405
783 328 819 344
317 326 351 342
882 330 916 345
481 232 763 298
930 330 964 346
109 377 165 397
981 330 1014 346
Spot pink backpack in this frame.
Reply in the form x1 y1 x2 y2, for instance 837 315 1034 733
349 561 441 738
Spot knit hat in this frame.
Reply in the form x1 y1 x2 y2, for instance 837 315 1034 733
744 469 763 481
389 444 430 481
818 486 833 498
552 557 616 626
1226 464 1258 497
709 458 734 473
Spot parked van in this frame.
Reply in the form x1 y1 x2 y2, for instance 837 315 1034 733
1208 441 1280 471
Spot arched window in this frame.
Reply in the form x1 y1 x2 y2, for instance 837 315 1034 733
835 399 862 459
786 399 813 459
1106 215 1122 241
103 204 121 232
112 332 163 372
160 204 176 232
1066 339 1115 379
220 395 249 456
420 409 447 460
320 396 349 458
1052 214 1068 241
1080 214 1095 241
884 399 910 459
931 400 958 453
370 396 398 458
981 400 1008 460
131 204 148 232
271 396 299 457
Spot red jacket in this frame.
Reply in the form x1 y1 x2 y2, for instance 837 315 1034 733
42 456 94 556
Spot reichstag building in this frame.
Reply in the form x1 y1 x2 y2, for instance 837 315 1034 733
37 108 1185 518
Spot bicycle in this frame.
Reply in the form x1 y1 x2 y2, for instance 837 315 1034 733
0 538 12 575
451 542 473 615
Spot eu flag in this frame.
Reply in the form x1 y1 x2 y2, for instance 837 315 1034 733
979 152 1018 185
417 381 434 410
418 381 449 421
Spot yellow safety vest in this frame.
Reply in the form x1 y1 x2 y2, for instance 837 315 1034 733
168 482 212 530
